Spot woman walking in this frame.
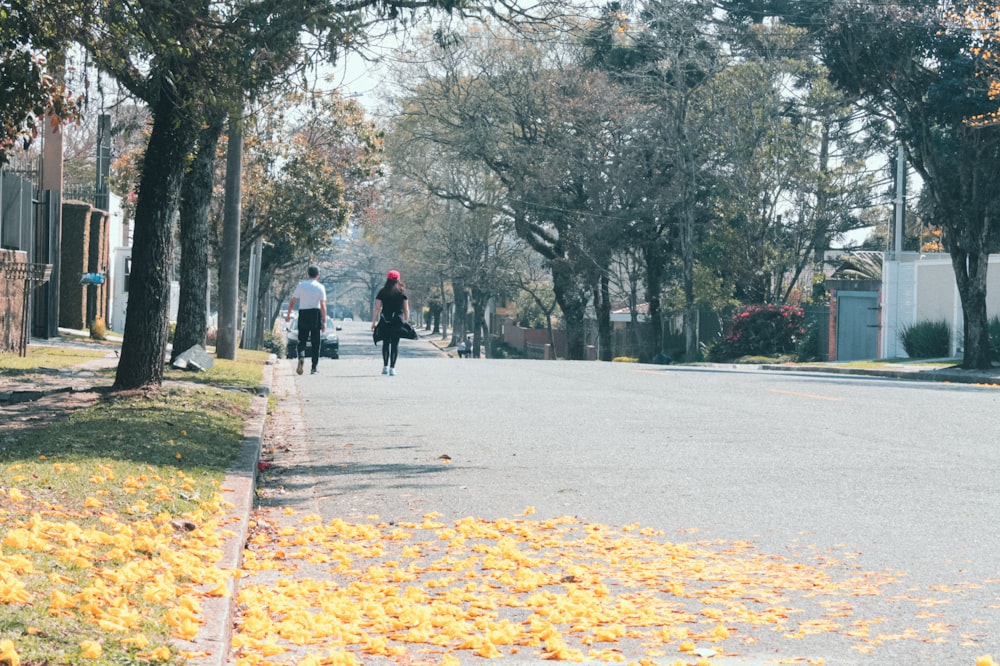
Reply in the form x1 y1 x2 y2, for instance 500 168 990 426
372 270 410 376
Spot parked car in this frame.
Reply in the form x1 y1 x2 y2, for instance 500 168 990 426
285 316 340 359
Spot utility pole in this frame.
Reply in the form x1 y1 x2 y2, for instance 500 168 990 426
216 106 243 359
243 235 262 349
893 142 906 256
35 59 65 339
95 114 111 211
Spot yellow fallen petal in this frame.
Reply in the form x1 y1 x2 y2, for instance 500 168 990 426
137 646 171 660
0 638 20 666
80 640 102 659
260 639 286 657
120 633 150 649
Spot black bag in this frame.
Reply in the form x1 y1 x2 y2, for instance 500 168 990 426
373 314 418 344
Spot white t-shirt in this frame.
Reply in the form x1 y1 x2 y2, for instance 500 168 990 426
293 279 326 310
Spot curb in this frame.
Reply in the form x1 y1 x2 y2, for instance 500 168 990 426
188 359 273 666
759 363 1000 386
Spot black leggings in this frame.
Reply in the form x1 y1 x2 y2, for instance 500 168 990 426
382 337 400 368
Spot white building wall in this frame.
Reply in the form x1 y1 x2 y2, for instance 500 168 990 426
882 253 1000 358
110 247 179 333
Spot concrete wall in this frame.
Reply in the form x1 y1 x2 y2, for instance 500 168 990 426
882 253 1000 358
501 318 567 359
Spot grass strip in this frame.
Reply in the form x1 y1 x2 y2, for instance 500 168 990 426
0 378 258 664
0 347 111 376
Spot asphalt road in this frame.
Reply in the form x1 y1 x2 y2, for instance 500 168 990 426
282 320 1000 664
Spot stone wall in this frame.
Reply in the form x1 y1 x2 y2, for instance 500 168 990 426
0 250 27 354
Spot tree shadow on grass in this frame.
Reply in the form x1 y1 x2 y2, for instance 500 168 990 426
0 385 251 473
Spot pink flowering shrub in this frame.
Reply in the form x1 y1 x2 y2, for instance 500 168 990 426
710 304 805 360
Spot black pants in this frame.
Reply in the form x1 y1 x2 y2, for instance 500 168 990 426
297 308 322 369
381 337 400 368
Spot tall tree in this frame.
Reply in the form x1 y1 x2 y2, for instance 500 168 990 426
384 130 521 356
705 24 879 306
237 90 383 341
392 28 631 358
44 0 556 389
589 0 724 361
794 1 1000 369
171 109 226 360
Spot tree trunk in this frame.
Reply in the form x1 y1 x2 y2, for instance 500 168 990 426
551 260 589 360
471 287 490 359
451 282 468 346
595 273 612 361
439 276 450 341
642 244 665 363
680 203 698 362
172 111 224 361
951 248 992 370
113 94 197 391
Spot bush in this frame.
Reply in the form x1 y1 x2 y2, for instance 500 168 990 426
89 316 107 341
491 338 526 359
990 316 1000 358
900 320 950 358
795 321 821 362
262 331 285 356
709 304 805 361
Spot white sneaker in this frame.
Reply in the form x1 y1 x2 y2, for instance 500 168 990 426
389 368 396 376
296 358 304 375
381 366 389 375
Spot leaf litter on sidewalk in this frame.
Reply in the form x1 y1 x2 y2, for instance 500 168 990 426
234 505 1000 666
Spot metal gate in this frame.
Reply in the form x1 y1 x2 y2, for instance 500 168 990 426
836 291 880 361
1 171 60 339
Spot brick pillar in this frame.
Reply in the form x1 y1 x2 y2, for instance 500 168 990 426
60 201 92 329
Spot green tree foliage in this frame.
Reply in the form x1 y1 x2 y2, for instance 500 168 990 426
0 0 81 165
28 0 546 389
704 24 880 307
241 92 384 328
583 0 725 361
728 0 1000 369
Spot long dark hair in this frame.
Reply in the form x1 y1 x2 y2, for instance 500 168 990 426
383 277 405 294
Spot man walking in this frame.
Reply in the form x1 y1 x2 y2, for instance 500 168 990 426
286 265 327 375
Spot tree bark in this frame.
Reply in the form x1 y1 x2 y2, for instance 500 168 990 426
172 111 224 361
470 286 490 359
595 273 612 361
114 93 197 390
951 248 992 370
551 260 589 360
681 206 698 363
451 282 468 346
642 244 665 363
